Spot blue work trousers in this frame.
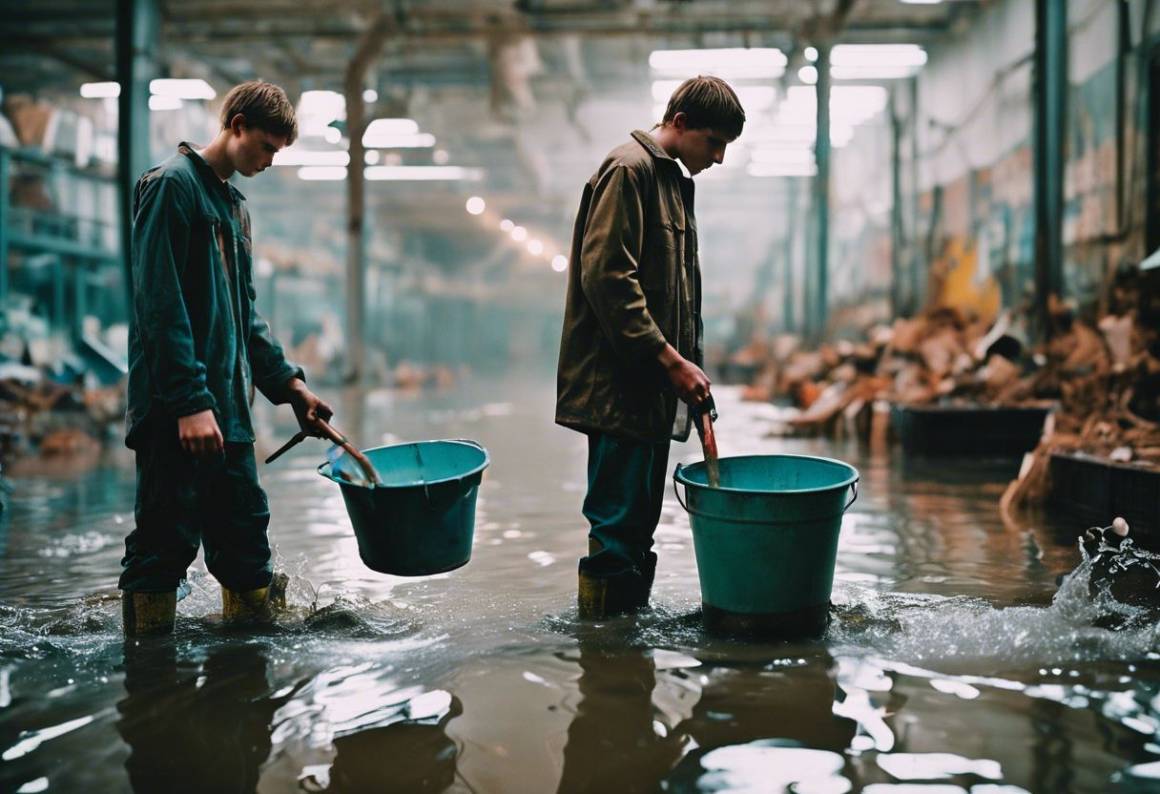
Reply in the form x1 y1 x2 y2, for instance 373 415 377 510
119 425 273 593
580 432 670 576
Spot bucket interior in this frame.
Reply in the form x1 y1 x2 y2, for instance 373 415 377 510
678 454 856 493
321 440 488 488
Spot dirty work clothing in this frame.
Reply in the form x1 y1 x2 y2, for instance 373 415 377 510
556 130 703 444
125 142 302 450
580 431 670 575
119 426 272 593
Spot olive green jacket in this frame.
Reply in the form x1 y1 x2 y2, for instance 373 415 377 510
125 143 302 448
556 130 702 444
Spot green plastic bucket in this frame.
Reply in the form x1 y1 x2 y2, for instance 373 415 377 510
318 439 489 576
673 454 859 637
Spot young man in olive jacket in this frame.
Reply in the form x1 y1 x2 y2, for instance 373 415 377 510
556 76 745 618
121 81 333 636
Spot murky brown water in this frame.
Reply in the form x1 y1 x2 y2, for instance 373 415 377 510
3 376 1160 793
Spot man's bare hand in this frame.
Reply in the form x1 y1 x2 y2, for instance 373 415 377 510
178 409 224 458
285 378 334 437
657 343 711 407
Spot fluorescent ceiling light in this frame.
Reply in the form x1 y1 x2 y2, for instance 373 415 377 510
746 124 853 147
148 95 183 111
362 133 436 149
651 81 775 112
297 91 346 137
804 46 819 63
365 165 481 181
649 48 786 79
829 44 927 79
779 85 888 125
465 196 486 215
798 66 818 85
298 166 348 181
272 148 350 167
364 150 380 165
150 79 216 100
80 82 120 98
364 118 420 137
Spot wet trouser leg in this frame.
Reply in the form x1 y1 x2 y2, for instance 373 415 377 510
579 432 670 577
119 429 273 594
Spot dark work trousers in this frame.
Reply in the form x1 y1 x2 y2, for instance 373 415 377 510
580 431 671 577
119 426 273 594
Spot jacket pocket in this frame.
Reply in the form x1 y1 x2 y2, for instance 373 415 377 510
640 220 683 291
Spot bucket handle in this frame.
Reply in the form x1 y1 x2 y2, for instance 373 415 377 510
844 478 860 512
673 463 691 514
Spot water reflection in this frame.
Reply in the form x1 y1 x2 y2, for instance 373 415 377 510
117 640 289 793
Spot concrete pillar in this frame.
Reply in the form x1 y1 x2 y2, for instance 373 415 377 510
890 87 904 318
811 44 832 341
116 0 158 303
0 149 9 306
1033 0 1067 335
342 13 393 384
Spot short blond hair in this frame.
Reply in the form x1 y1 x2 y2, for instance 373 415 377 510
220 81 297 143
661 75 745 139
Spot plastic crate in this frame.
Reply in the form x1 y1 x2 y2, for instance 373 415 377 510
891 404 1050 456
1049 451 1160 538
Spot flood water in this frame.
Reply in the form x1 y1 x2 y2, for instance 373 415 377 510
3 376 1160 793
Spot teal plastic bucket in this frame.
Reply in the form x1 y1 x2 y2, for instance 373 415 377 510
318 439 489 576
673 454 858 637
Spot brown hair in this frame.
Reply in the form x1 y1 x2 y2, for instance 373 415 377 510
661 75 745 139
219 81 297 143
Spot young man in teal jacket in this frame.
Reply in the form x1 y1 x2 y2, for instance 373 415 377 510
121 81 332 635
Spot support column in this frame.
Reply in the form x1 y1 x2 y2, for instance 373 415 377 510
783 178 798 332
116 0 158 303
890 87 904 318
343 13 393 384
909 76 922 314
0 149 9 306
1033 0 1067 336
811 43 832 341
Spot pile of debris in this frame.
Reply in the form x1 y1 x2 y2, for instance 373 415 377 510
723 288 1159 443
0 304 126 458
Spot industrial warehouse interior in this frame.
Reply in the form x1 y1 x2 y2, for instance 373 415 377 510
2 0 1160 791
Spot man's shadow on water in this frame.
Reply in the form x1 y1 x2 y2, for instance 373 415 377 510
556 628 862 793
117 639 463 794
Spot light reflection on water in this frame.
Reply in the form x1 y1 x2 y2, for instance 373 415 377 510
1 377 1159 792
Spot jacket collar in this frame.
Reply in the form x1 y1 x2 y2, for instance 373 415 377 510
178 142 246 202
631 130 679 167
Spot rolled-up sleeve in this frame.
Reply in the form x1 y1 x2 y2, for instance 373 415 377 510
578 164 667 364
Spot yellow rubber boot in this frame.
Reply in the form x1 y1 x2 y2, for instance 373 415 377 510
222 572 288 623
122 591 177 637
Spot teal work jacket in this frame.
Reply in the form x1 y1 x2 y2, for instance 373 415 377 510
125 143 302 448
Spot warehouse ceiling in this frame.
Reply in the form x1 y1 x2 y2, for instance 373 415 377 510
0 0 982 286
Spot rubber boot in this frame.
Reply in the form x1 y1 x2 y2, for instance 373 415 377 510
122 590 177 637
222 572 288 624
577 541 655 619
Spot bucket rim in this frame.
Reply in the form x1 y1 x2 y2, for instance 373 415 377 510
318 438 490 489
673 452 858 495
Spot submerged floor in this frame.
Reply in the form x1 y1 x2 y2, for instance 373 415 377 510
2 376 1160 792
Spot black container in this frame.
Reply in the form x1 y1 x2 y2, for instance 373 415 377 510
1049 452 1160 540
891 404 1051 456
